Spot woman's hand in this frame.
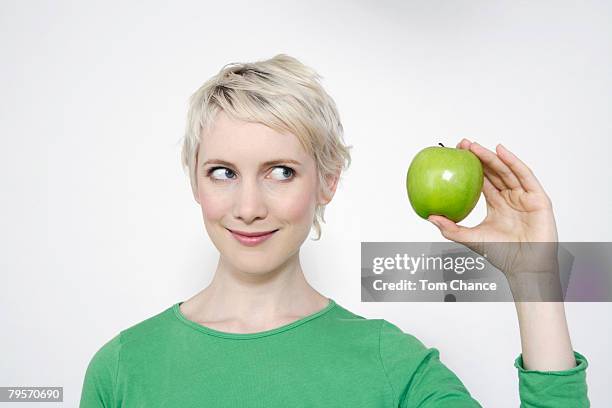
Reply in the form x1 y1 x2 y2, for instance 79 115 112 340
428 138 560 289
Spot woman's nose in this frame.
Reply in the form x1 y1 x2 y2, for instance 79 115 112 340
232 177 268 223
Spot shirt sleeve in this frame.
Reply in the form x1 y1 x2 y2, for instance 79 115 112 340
378 320 482 407
79 333 122 408
514 350 589 407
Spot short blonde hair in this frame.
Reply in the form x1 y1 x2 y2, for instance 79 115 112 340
181 54 352 240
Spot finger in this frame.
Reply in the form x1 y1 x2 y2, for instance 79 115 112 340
457 139 505 190
428 215 475 243
483 167 507 191
481 175 503 207
495 144 545 193
469 142 522 190
456 138 472 149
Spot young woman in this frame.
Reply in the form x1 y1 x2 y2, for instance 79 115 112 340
80 54 589 407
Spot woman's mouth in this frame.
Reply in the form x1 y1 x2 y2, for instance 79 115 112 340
226 228 279 247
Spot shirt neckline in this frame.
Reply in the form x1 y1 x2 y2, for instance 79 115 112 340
172 298 337 340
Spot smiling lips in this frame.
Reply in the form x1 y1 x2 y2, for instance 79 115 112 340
227 228 279 246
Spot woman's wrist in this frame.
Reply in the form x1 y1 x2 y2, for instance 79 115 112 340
506 269 564 302
513 300 576 371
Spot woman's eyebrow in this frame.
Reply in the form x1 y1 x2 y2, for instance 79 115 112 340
201 159 302 168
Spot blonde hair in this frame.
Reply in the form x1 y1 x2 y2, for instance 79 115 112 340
180 54 352 240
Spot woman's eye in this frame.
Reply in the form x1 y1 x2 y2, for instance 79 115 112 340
208 167 236 180
270 166 295 181
206 166 294 181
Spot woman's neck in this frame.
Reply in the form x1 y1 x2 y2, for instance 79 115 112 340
179 253 329 333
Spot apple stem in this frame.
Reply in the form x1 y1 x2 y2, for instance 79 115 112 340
438 143 445 147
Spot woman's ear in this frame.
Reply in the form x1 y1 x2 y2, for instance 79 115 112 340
318 170 341 206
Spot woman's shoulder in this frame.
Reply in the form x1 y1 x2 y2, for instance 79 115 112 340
118 304 177 343
84 331 122 375
328 303 426 349
88 304 176 361
80 305 177 406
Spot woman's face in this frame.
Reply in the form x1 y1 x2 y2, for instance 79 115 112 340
194 110 335 275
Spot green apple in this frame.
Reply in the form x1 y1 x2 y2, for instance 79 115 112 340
406 143 483 222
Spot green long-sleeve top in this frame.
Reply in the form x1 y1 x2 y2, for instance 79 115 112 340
80 298 589 407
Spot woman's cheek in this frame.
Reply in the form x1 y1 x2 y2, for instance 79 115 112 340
199 191 231 221
280 187 316 222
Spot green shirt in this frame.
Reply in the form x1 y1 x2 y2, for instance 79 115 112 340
80 299 589 407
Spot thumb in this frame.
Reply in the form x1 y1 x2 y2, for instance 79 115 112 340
427 215 472 243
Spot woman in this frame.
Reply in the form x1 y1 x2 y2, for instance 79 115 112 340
79 54 589 407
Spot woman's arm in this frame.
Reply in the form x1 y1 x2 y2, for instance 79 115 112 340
428 140 578 368
427 140 589 404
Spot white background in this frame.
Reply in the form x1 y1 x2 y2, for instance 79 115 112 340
1 0 610 406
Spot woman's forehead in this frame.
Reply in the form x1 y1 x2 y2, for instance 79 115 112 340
200 112 309 161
